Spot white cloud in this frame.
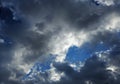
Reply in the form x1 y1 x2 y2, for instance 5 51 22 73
104 13 120 32
49 27 88 62
48 64 65 82
94 0 114 6
11 45 33 73
31 18 89 62
106 65 118 72
0 39 4 43
106 65 120 80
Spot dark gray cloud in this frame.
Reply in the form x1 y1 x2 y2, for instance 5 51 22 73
53 57 108 84
45 45 120 84
1 0 120 84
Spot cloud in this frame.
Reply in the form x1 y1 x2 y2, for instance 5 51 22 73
1 0 120 84
94 0 115 6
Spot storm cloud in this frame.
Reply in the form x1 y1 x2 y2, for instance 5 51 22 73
1 0 120 84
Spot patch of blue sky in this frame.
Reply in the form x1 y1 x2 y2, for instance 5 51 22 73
34 56 55 72
23 55 55 80
65 41 110 64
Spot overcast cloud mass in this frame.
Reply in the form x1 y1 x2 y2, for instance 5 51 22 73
1 0 120 84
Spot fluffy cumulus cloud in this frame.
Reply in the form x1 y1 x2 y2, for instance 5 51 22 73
1 0 120 84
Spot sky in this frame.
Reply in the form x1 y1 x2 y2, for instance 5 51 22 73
1 0 120 84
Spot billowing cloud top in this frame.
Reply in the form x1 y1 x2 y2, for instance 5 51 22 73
0 0 120 84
